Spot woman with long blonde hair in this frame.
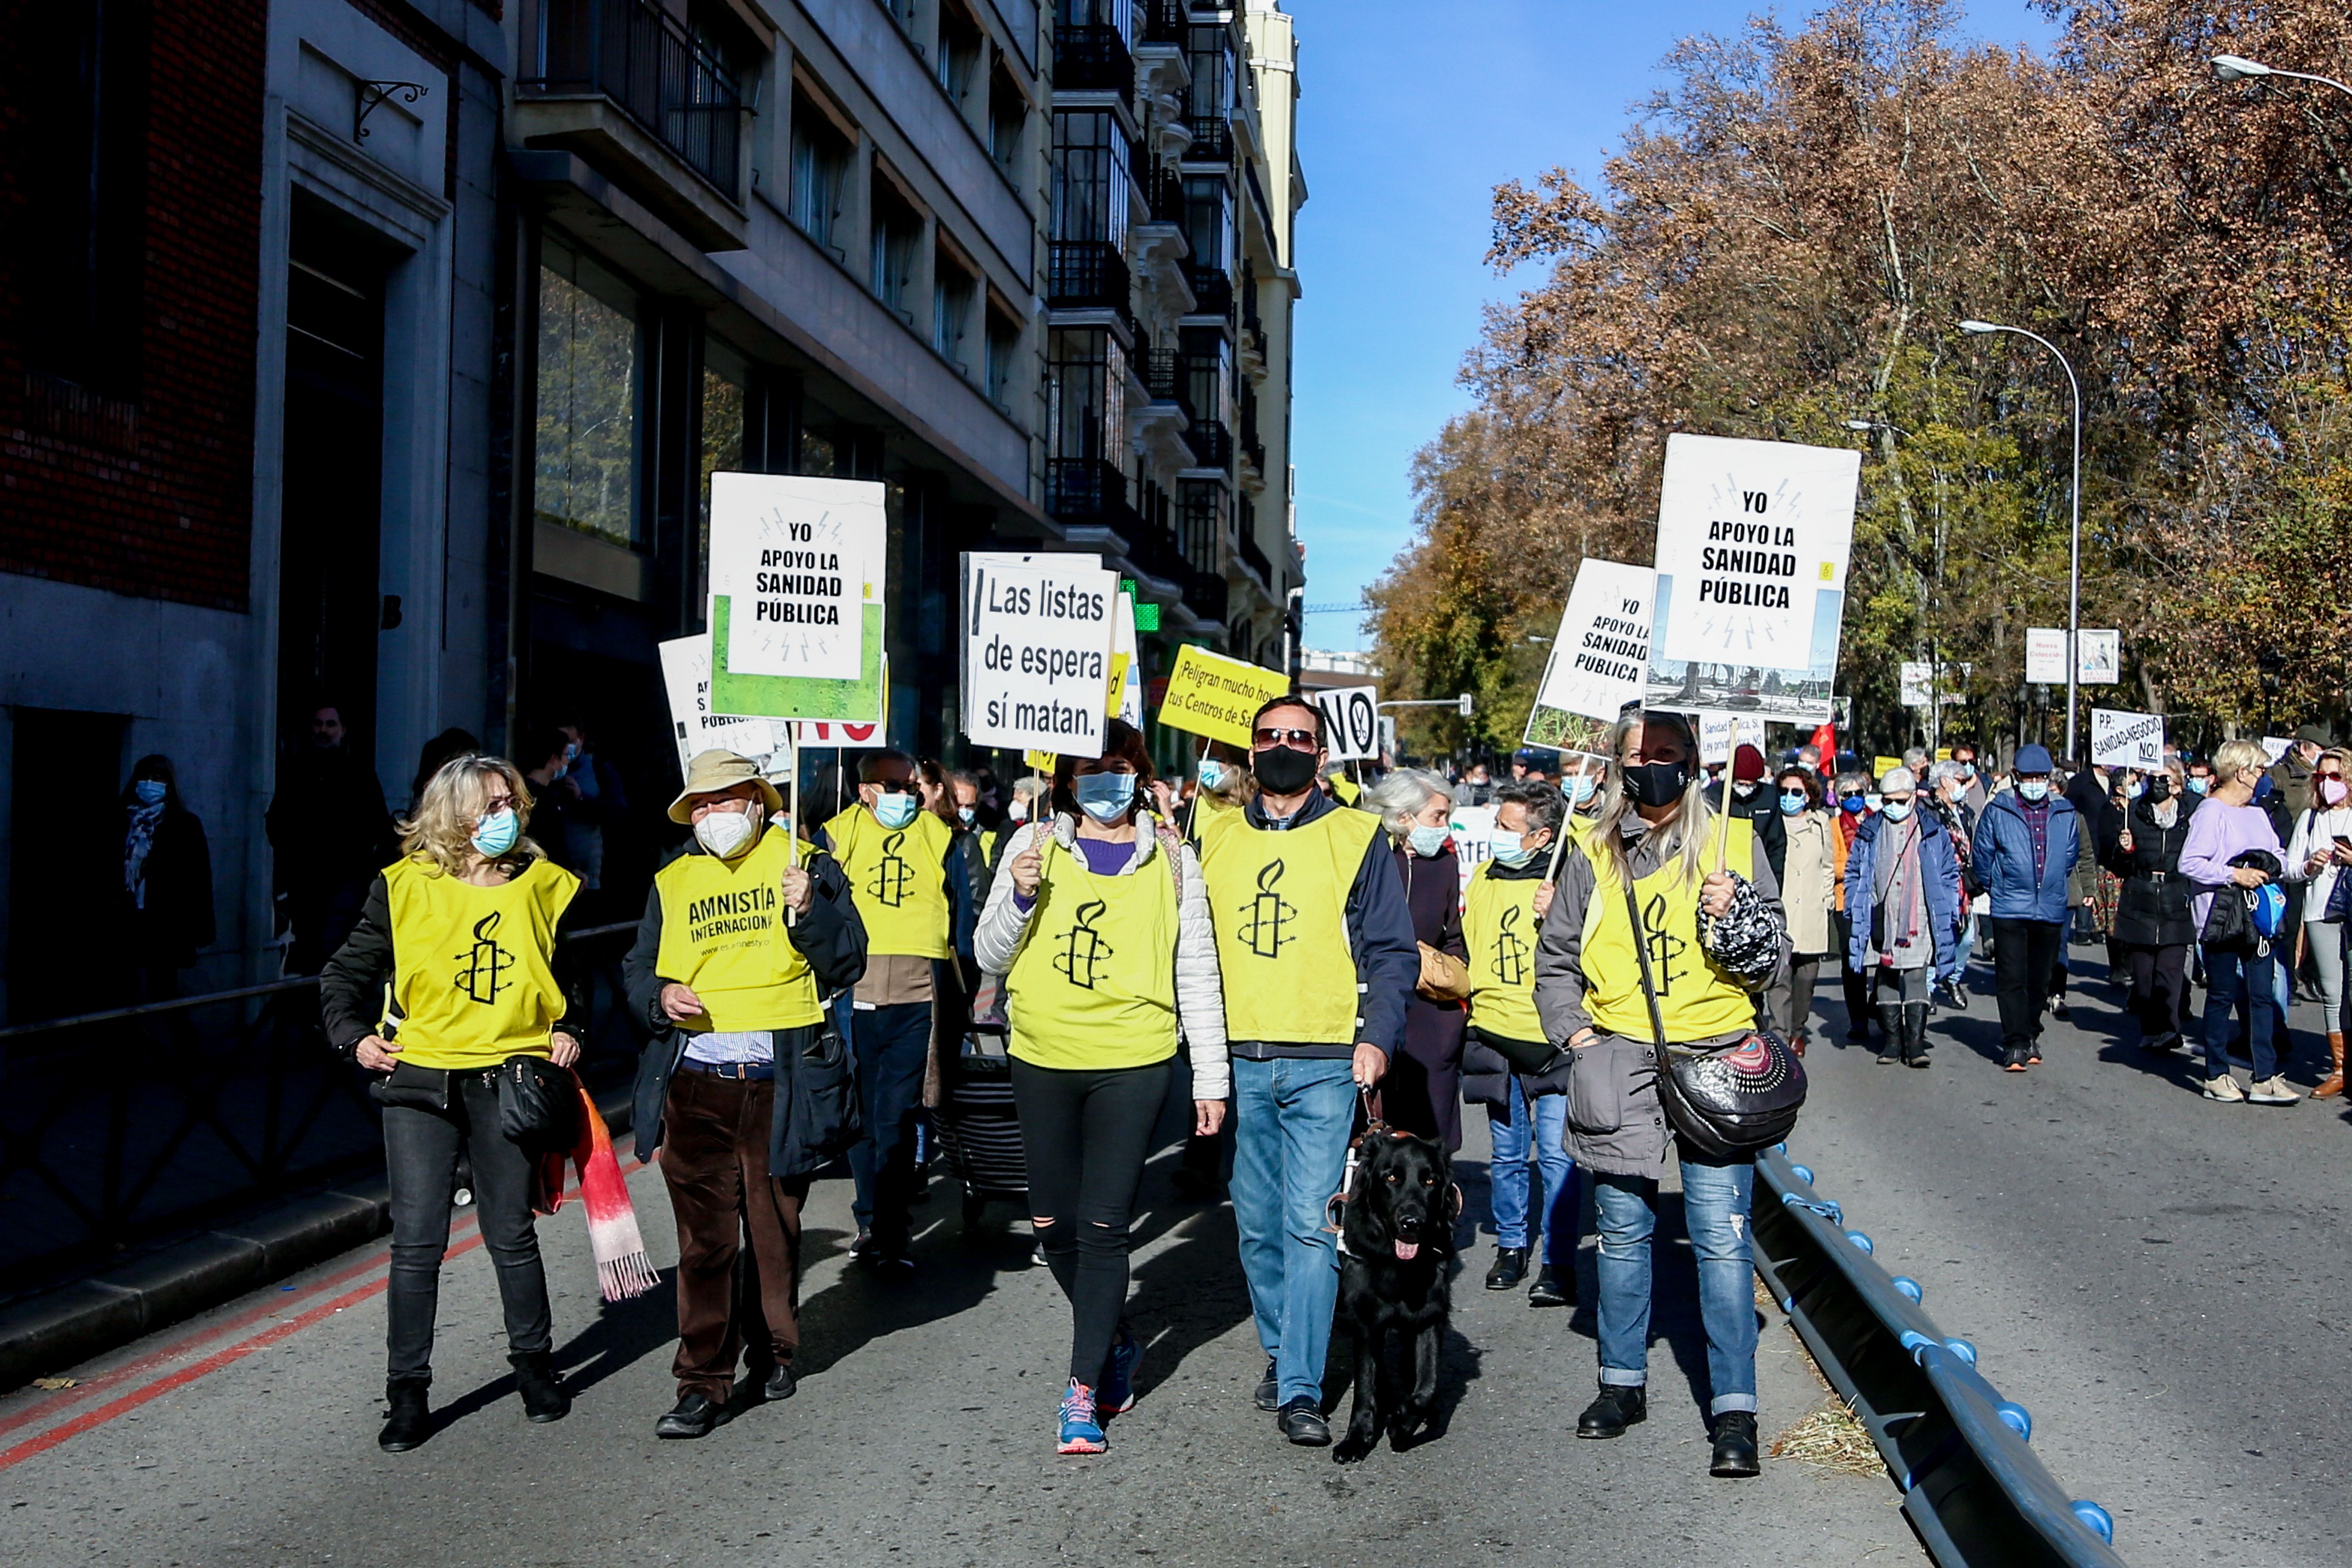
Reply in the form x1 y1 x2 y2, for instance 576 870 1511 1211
321 753 588 1451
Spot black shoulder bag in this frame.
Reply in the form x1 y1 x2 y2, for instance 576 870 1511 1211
1624 881 1806 1159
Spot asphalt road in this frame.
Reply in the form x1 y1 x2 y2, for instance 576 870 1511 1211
0 1086 1910 1567
1789 936 2352 1568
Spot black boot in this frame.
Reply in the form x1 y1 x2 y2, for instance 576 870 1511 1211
511 1351 571 1424
378 1378 431 1452
1485 1246 1528 1290
1527 1263 1573 1308
1903 1001 1931 1068
1875 1003 1903 1063
1575 1384 1647 1438
1709 1410 1760 1476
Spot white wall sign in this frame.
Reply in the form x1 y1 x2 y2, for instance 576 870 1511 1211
960 552 1118 754
1696 712 1767 768
1535 559 1654 722
659 635 787 773
2076 629 2120 685
2090 708 2164 771
1650 434 1857 724
2024 628 2068 685
708 473 883 683
1313 685 1381 762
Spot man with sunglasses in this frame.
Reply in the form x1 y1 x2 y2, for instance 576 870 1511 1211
816 749 977 1269
1196 695 1418 1445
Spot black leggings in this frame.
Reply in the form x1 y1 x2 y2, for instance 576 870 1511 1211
1008 1055 1173 1388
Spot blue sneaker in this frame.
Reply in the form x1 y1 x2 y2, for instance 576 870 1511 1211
1057 1380 1105 1454
1098 1329 1143 1416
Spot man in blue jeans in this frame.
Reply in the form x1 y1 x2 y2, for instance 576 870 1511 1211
1197 695 1418 1446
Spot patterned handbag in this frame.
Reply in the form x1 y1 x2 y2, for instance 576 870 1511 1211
1623 883 1806 1159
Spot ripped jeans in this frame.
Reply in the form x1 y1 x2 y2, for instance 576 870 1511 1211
1589 1157 1757 1415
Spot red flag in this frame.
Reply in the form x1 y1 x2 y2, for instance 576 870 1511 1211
1810 721 1837 763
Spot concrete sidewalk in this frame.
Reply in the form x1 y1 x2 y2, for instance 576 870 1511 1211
0 1103 1914 1568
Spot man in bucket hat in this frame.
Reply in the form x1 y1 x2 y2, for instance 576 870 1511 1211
625 751 867 1438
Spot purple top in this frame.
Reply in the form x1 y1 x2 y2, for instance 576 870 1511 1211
2176 801 2284 929
1013 833 1138 912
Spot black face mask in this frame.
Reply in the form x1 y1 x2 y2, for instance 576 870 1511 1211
2147 776 2171 803
1251 744 1320 795
1622 759 1690 809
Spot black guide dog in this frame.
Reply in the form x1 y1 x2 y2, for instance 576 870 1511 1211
1331 1124 1455 1463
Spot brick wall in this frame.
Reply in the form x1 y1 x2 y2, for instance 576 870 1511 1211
0 0 266 613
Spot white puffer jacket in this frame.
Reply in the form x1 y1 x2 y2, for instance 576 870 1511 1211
973 812 1229 1100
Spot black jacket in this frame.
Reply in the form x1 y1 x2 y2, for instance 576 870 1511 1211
1705 780 1787 887
624 841 866 1175
2099 794 2201 947
125 801 215 967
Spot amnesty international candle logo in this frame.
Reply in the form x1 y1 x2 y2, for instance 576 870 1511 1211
1491 904 1530 987
1236 860 1295 960
453 912 514 1005
1053 899 1115 989
868 830 914 908
1639 891 1688 995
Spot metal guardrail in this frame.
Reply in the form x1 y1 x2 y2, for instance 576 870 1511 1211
1753 1146 2123 1567
0 923 642 1299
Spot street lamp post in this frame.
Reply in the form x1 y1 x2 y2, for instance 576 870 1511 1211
2211 54 2352 99
1960 319 2083 763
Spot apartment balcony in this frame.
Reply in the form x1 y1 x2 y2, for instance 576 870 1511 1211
1186 570 1229 625
516 0 747 251
1240 422 1267 489
1048 239 1133 317
1184 418 1232 471
1139 0 1187 47
1054 24 1135 104
1047 458 1192 591
1184 114 1233 164
1183 264 1234 321
1238 525 1274 589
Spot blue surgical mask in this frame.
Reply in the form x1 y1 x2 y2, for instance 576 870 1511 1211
2188 776 2210 795
1488 829 1535 867
958 805 976 825
873 791 919 829
1882 799 1914 821
1565 772 1597 806
1406 823 1448 858
2019 779 2050 803
472 807 519 857
1841 795 1866 815
1864 793 1884 812
133 780 167 806
1073 771 1136 823
1198 758 1226 792
1780 791 1806 816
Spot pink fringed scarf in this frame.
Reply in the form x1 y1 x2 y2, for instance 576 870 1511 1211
534 1074 659 1302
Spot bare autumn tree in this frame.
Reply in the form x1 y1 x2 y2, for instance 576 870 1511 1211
1376 0 2352 759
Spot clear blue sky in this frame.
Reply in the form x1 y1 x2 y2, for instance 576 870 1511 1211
1282 0 2060 652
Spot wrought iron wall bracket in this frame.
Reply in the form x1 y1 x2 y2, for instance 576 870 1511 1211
356 80 429 143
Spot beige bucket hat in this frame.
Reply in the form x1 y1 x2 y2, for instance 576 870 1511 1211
667 749 785 824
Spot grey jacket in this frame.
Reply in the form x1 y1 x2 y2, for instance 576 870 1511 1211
1532 814 1788 1176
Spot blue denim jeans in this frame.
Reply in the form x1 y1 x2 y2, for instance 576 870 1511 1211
843 999 933 1251
1590 1159 1757 1416
2201 943 2280 1082
1230 1054 1357 1408
1486 1079 1575 1263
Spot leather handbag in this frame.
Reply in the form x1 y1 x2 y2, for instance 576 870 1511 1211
497 1054 578 1147
1415 941 1473 1002
1623 883 1805 1159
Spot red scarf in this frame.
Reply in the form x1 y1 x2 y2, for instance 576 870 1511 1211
535 1074 658 1302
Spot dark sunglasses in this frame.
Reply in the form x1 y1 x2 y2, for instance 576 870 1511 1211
1253 727 1318 748
868 779 917 794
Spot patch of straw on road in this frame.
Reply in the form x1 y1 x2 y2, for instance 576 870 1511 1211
1770 1402 1883 1477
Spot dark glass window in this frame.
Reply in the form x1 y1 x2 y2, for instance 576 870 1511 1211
534 244 644 549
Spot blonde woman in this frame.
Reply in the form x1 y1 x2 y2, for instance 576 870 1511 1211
322 754 586 1452
2177 739 2289 1104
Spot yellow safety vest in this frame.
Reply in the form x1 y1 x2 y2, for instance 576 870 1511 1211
823 805 953 960
1463 860 1544 1043
1329 775 1362 806
1005 837 1179 1071
1199 805 1380 1044
652 828 826 1031
383 855 578 1071
978 828 999 867
1578 818 1759 1042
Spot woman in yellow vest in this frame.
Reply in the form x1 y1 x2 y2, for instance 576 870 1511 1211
973 719 1228 1455
321 753 585 1453
1530 709 1787 1480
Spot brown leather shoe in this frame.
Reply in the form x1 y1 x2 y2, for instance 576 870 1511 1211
2315 1032 2345 1100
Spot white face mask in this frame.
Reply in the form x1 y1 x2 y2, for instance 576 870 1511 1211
693 806 760 859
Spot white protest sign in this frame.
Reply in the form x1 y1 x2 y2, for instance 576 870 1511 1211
708 473 883 683
2076 629 2120 685
1650 435 1857 724
1313 685 1381 762
961 552 1118 754
658 635 787 773
1696 712 1767 768
2263 736 2295 765
2090 708 2164 771
2025 628 2068 685
795 719 884 748
1536 559 1653 722
1450 804 1497 901
1111 589 1144 725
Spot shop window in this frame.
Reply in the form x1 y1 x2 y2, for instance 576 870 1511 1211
534 242 644 549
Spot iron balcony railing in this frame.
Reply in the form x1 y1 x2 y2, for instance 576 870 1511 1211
1054 24 1135 101
1184 264 1234 319
1185 417 1232 470
1241 420 1266 477
1187 570 1229 623
1239 525 1273 587
1048 239 1133 312
1143 349 1191 412
1139 0 1186 46
524 0 744 200
1046 459 1194 589
1184 114 1232 162
1142 164 1187 227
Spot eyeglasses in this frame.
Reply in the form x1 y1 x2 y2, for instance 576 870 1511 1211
1253 727 1318 749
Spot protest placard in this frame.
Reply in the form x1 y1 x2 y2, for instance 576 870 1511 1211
2263 736 2295 765
1648 434 1857 724
712 598 885 721
795 669 888 748
659 635 787 772
2025 628 2068 685
2090 708 2164 771
1529 559 1653 739
1157 643 1292 748
1110 589 1143 725
1313 685 1381 762
1696 712 1767 767
1450 804 1497 900
707 474 882 684
1872 755 1904 780
960 552 1119 754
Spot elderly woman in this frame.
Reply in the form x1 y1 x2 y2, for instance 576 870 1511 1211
2103 757 2201 1056
1363 767 1470 1151
1844 766 1963 1068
